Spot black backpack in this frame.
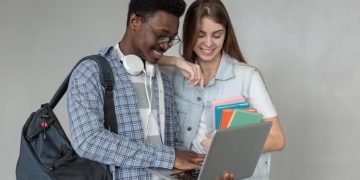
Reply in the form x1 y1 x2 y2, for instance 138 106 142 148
16 55 117 180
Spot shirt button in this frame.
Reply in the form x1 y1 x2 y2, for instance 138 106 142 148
196 97 202 101
187 127 192 131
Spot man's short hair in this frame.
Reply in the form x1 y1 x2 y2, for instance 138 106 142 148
127 0 186 25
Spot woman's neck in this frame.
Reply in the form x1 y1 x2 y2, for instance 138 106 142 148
198 53 222 86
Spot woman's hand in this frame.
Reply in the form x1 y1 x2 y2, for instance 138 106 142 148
175 58 204 89
158 55 204 88
222 172 235 180
201 132 214 153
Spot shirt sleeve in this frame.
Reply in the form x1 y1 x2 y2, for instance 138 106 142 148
67 60 175 169
248 71 278 119
161 70 186 151
171 86 186 151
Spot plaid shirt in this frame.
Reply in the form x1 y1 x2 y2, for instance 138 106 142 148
67 47 184 179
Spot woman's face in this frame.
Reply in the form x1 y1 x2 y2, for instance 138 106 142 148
194 17 226 62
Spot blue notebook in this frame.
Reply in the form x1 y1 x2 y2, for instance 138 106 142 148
214 102 250 129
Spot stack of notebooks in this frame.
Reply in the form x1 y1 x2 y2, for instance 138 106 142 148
211 96 263 129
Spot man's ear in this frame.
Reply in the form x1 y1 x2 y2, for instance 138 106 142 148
129 13 142 31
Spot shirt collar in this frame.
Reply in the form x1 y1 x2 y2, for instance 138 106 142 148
113 43 124 60
214 52 235 81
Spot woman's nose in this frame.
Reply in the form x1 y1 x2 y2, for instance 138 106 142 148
205 36 212 46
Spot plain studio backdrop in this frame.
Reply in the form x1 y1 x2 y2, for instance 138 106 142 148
1 0 359 179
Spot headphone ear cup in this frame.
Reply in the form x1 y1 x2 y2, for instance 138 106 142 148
123 54 144 75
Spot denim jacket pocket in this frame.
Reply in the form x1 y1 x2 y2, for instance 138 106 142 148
174 95 192 140
175 96 191 119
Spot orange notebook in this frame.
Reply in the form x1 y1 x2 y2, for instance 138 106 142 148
220 108 257 129
220 109 235 129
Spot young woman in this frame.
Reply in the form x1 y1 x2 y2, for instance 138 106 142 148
160 0 285 179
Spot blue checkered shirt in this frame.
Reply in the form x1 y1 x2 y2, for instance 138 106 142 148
67 47 184 179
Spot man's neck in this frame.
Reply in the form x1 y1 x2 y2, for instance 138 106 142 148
118 39 146 64
118 39 131 55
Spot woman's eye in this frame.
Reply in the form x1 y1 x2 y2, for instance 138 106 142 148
213 33 223 39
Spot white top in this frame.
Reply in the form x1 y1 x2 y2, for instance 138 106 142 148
114 44 166 180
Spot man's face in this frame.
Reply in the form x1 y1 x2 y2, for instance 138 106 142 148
132 11 179 64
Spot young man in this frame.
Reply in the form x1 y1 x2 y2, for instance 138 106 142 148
67 0 204 179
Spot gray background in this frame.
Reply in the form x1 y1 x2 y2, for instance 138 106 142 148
1 0 359 179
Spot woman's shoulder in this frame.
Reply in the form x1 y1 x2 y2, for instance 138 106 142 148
231 60 258 75
223 52 257 71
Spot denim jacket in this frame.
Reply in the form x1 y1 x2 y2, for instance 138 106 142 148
171 52 271 179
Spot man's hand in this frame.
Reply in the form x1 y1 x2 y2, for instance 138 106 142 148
174 150 205 170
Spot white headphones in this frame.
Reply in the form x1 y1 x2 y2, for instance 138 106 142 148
122 54 155 77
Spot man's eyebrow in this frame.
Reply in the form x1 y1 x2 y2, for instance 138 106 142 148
156 28 178 37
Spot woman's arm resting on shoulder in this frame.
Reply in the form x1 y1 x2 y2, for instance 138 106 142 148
158 55 178 66
262 116 285 152
159 55 204 88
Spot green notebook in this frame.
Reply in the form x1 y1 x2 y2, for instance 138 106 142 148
227 109 263 127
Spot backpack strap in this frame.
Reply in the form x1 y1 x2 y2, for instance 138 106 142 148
49 55 118 133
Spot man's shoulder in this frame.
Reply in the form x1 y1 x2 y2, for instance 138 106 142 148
71 59 101 79
71 46 118 81
160 71 173 90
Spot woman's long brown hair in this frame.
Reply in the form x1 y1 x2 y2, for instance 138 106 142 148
182 0 246 63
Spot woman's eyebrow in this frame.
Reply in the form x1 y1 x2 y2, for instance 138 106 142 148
199 29 225 34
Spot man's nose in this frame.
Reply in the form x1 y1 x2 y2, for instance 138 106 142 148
159 42 171 51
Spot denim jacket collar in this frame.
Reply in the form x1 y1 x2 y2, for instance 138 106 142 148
214 52 235 81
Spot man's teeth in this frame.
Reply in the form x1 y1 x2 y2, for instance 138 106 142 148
154 50 163 56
